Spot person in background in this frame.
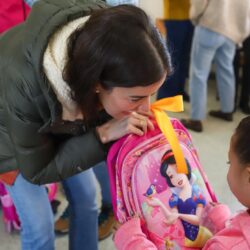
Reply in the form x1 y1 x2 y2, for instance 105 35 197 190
0 1 172 250
233 45 243 112
181 0 250 132
238 36 250 114
113 116 250 250
157 0 194 102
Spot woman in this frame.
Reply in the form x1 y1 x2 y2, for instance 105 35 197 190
0 1 172 249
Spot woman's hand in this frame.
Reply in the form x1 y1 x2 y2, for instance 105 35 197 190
96 111 154 143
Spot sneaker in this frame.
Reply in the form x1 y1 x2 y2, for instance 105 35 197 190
98 205 115 241
55 207 69 235
55 218 69 235
181 119 203 132
209 110 233 121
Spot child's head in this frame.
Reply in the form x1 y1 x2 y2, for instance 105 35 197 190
227 116 250 208
160 150 191 188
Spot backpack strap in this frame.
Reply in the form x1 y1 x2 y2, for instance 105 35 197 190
151 96 188 174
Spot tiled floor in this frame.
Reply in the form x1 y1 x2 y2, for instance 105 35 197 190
0 80 246 249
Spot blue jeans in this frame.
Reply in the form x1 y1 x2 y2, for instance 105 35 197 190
5 168 101 250
93 162 111 206
189 26 236 120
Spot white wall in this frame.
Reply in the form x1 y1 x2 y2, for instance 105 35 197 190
139 0 164 21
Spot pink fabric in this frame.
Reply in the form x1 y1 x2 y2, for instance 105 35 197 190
0 182 20 232
114 218 158 250
201 203 231 234
107 136 127 220
0 0 30 33
203 211 250 250
114 216 206 250
114 205 250 250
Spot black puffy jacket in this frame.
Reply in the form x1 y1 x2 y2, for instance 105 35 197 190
0 0 110 185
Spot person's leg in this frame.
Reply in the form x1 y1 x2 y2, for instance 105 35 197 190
157 20 186 99
214 37 236 114
189 27 218 120
180 20 194 99
93 161 111 205
62 169 98 250
93 161 115 240
233 47 241 110
240 36 250 113
5 174 55 250
181 27 220 132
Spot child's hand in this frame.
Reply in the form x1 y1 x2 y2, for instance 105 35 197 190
200 202 231 234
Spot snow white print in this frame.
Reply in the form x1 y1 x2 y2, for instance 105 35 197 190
148 150 212 248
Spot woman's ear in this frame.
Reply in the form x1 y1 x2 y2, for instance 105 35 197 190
95 83 101 93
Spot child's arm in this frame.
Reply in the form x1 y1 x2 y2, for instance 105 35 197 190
200 202 231 234
113 217 157 250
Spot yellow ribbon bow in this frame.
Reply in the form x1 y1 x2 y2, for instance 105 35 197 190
151 96 188 174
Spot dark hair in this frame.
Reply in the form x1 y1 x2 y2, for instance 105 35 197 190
233 116 250 165
63 4 172 122
160 150 191 187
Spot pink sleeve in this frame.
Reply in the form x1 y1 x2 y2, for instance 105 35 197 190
201 203 231 234
203 239 225 250
114 218 157 250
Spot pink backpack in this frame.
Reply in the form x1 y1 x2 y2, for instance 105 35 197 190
0 0 30 34
0 181 57 232
107 98 217 249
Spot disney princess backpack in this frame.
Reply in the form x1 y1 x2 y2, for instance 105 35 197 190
107 97 217 250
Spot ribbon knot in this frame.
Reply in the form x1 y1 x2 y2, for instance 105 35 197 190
151 96 188 174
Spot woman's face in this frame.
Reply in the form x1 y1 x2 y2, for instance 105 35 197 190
227 135 250 208
97 75 166 119
166 164 189 188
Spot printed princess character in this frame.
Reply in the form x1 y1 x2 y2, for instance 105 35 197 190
148 150 212 248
